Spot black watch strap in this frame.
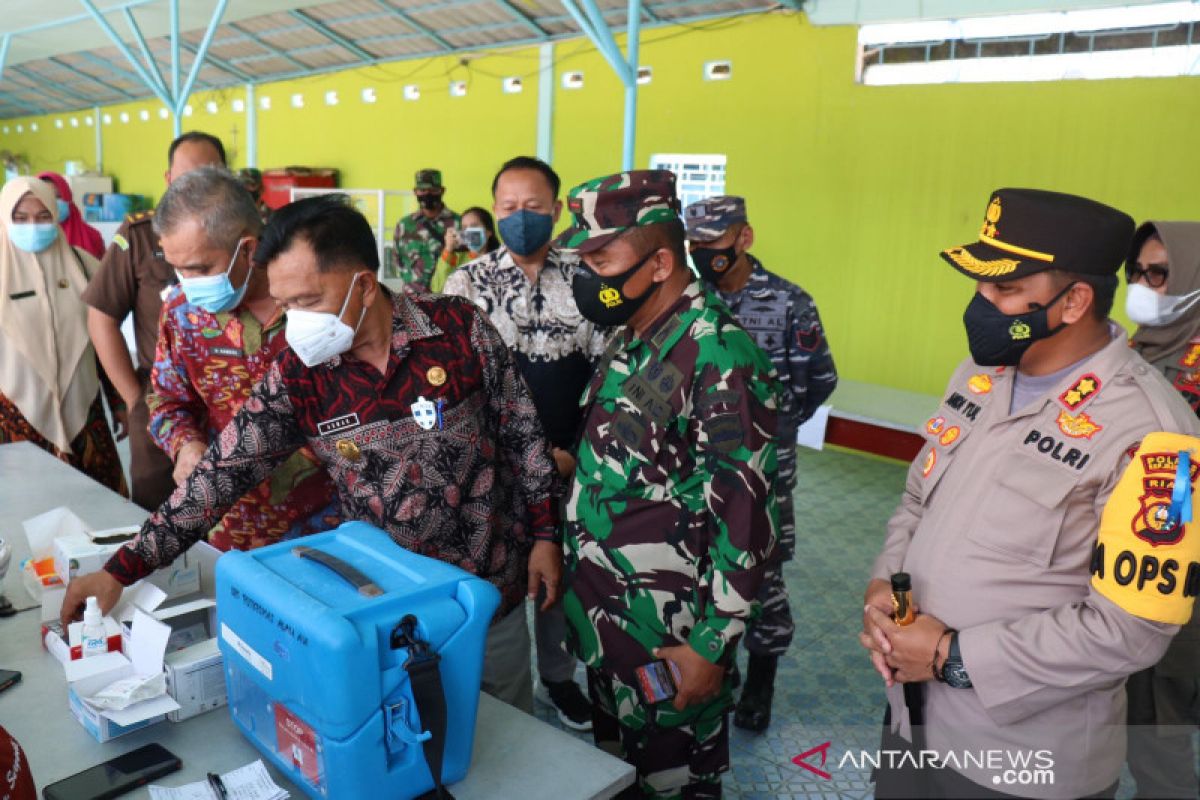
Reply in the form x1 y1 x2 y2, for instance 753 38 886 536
943 632 973 689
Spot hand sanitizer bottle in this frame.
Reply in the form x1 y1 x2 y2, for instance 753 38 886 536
81 596 107 658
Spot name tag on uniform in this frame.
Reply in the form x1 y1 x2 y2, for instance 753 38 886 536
624 376 672 427
740 314 786 330
317 413 361 437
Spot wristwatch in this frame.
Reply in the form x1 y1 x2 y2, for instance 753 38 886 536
940 632 973 689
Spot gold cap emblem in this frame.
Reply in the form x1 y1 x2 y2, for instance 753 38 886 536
981 197 1002 239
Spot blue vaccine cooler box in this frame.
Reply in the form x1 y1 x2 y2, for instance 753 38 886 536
215 522 500 799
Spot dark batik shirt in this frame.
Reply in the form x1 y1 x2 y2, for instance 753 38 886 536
443 246 608 449
108 289 557 615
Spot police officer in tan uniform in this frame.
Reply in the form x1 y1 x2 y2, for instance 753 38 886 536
859 188 1200 799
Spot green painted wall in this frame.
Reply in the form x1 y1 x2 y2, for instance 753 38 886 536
3 12 1198 396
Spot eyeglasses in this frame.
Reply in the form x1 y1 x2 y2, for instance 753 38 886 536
1126 264 1169 289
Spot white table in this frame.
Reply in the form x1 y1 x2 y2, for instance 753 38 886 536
0 442 635 799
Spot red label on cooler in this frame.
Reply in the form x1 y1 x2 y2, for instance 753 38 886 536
274 703 323 788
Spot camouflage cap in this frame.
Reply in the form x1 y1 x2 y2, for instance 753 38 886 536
414 169 443 190
684 195 747 243
556 169 681 254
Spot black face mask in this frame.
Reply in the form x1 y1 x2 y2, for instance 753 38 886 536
417 194 442 210
962 283 1074 366
691 244 740 284
572 249 659 326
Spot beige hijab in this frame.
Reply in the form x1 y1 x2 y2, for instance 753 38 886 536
0 176 99 450
1128 221 1200 368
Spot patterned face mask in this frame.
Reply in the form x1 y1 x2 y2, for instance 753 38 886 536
498 210 553 256
571 249 658 327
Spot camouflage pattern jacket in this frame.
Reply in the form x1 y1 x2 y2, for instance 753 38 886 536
717 256 837 449
393 207 459 291
563 280 781 679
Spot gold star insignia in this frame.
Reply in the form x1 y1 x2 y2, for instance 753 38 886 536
1077 378 1096 394
1064 390 1082 405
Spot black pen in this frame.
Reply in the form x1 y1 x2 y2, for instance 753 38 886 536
206 772 228 800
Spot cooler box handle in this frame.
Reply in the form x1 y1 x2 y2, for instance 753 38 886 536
292 545 385 597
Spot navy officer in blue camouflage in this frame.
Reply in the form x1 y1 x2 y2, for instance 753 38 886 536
684 194 838 732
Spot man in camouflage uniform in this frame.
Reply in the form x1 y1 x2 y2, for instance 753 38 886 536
558 170 781 799
392 168 459 292
685 195 838 732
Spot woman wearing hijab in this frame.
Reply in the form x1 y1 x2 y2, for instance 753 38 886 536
1126 221 1200 415
37 171 106 259
0 176 126 494
1123 220 1200 800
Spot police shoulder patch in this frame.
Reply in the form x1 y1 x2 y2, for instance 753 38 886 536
1091 432 1200 624
1059 373 1102 411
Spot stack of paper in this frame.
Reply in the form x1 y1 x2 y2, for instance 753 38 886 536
148 760 289 800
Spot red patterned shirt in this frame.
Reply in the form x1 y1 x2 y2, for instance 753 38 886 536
147 287 338 551
110 289 557 615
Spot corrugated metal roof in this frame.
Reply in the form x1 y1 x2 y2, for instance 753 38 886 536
0 0 781 118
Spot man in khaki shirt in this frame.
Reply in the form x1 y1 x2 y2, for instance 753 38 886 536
860 188 1200 799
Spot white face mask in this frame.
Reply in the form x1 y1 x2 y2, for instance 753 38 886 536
285 272 369 367
1126 282 1200 327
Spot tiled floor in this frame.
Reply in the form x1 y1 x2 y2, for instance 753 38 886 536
532 445 908 799
530 445 1184 799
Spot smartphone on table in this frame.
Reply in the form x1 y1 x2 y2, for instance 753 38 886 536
0 669 20 694
42 743 181 800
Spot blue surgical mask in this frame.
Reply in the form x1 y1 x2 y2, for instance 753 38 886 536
498 209 554 256
8 223 59 253
56 199 72 222
177 239 251 314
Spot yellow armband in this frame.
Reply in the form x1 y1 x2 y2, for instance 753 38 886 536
1091 432 1200 624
